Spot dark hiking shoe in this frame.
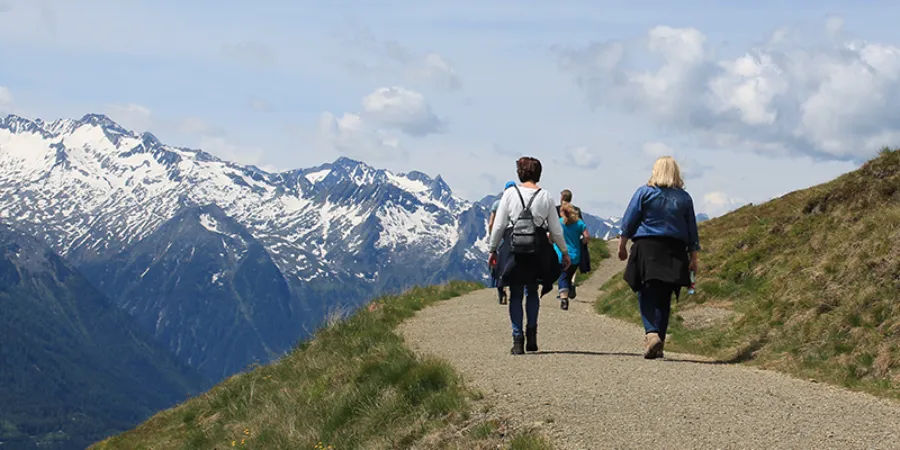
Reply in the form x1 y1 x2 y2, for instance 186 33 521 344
510 336 525 355
560 298 569 310
570 283 577 299
525 325 538 352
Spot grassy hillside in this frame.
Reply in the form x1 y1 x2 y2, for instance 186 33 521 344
92 281 553 450
575 238 612 285
596 148 900 398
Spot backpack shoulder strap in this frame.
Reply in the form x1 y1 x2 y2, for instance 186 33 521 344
512 185 527 209
524 188 542 210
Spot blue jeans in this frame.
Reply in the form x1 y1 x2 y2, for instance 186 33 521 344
557 264 578 296
509 285 539 337
638 282 674 341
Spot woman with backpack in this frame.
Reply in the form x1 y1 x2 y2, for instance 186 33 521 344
488 157 570 355
555 202 588 311
618 156 701 359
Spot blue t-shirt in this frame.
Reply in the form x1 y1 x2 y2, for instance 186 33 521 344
554 218 586 265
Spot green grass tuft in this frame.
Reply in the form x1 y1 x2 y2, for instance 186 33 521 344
508 432 554 450
574 239 611 285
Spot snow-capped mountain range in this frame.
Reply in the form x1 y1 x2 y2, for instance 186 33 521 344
0 113 496 379
0 113 623 379
0 113 481 280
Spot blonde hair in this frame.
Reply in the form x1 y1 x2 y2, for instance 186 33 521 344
647 156 684 189
560 202 580 225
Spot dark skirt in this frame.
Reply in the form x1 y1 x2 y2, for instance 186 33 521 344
579 241 591 273
496 227 560 297
623 236 692 297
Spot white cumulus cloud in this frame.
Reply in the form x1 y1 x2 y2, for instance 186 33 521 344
641 142 709 180
557 18 900 161
361 86 444 137
701 191 747 217
410 53 462 91
317 112 405 161
564 146 601 169
340 28 463 91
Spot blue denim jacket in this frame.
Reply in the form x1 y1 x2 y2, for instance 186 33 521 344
621 185 701 252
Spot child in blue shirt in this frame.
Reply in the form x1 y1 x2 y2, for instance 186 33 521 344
554 203 588 310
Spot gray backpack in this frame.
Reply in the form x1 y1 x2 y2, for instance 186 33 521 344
510 186 544 255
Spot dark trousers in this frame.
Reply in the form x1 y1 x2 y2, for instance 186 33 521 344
638 282 675 342
509 285 539 337
557 264 578 296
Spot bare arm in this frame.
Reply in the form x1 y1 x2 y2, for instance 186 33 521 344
617 234 628 261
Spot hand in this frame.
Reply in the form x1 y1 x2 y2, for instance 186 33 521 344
562 253 571 270
618 246 628 261
689 258 699 273
488 252 498 267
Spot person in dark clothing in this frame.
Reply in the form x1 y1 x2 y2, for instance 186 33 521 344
618 156 700 359
489 181 517 305
489 157 570 355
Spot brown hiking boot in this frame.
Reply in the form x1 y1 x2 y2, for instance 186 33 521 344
644 332 663 359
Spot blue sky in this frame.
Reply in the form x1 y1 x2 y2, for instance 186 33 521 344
3 1 899 217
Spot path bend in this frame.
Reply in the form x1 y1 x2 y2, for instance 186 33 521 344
400 241 900 449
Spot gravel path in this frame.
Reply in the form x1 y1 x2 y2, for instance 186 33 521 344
400 241 900 449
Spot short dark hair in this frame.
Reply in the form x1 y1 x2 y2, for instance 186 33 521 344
516 157 542 183
560 189 573 202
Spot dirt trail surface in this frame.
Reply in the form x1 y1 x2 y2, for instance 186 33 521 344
400 241 900 449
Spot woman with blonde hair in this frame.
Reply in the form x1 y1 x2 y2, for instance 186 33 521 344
554 202 588 310
618 156 700 359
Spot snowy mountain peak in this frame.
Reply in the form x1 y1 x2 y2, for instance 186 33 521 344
1 114 50 136
0 113 486 286
77 113 127 132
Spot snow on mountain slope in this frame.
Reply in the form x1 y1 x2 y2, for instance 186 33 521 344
0 114 483 286
1 113 638 380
